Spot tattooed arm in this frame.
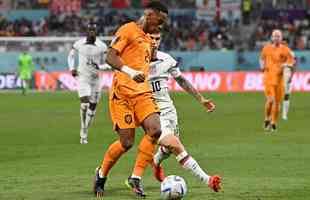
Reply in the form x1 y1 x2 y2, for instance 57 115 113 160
174 75 215 112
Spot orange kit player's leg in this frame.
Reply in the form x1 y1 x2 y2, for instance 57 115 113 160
125 92 162 197
131 92 160 178
264 85 273 120
271 84 284 127
100 93 136 177
264 84 274 130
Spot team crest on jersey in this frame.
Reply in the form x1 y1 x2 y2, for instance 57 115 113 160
124 114 133 124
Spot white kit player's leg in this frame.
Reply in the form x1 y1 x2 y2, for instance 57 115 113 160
157 109 211 185
282 99 290 120
176 151 210 184
78 76 92 144
283 67 292 120
154 146 171 166
80 102 89 143
85 78 101 129
85 107 96 128
154 109 177 165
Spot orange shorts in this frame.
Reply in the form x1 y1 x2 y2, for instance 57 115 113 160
264 84 284 102
109 91 159 130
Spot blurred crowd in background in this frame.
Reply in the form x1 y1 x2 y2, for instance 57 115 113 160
1 0 310 51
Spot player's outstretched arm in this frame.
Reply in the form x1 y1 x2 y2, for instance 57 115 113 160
106 48 145 83
174 75 215 112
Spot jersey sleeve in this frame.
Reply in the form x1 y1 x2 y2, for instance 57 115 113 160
110 24 133 54
166 55 180 78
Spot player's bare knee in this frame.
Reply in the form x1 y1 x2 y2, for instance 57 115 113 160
160 134 183 155
148 127 162 141
119 134 134 150
144 120 162 139
117 128 135 151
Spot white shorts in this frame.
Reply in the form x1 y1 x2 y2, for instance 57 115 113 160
158 108 179 142
77 76 101 103
283 67 292 94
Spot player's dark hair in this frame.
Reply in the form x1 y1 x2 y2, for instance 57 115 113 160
146 1 168 15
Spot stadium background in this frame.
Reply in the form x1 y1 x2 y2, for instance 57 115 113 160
1 1 310 200
0 0 310 91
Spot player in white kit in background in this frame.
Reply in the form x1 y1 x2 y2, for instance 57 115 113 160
282 48 296 120
127 32 221 194
67 22 109 144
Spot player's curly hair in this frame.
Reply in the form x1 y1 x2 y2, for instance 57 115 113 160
145 1 168 15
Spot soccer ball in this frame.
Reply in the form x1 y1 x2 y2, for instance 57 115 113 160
160 175 187 200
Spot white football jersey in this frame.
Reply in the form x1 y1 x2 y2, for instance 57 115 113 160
73 38 107 77
149 51 181 111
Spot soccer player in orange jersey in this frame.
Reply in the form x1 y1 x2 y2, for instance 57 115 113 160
260 30 295 132
93 2 169 198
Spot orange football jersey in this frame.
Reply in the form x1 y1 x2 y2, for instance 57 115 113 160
260 43 295 86
110 22 153 97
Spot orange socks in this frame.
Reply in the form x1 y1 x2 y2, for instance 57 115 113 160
271 103 280 125
101 140 126 177
132 135 157 177
265 101 272 121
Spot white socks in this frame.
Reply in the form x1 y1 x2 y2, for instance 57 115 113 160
282 100 290 120
85 109 96 128
154 146 171 166
154 147 211 184
80 103 89 139
80 102 97 140
176 151 210 184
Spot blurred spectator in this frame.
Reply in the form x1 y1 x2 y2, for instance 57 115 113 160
3 0 310 51
50 0 81 15
252 17 310 50
242 0 252 25
0 8 236 51
111 0 130 9
0 0 11 11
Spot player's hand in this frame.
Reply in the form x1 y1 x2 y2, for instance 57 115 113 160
201 98 215 113
121 65 145 83
71 69 78 77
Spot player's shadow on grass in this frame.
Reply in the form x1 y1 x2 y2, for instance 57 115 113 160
73 185 159 198
186 185 221 198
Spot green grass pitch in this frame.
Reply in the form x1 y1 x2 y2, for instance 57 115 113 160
0 91 309 200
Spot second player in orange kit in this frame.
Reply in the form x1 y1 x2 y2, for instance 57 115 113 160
260 29 295 132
